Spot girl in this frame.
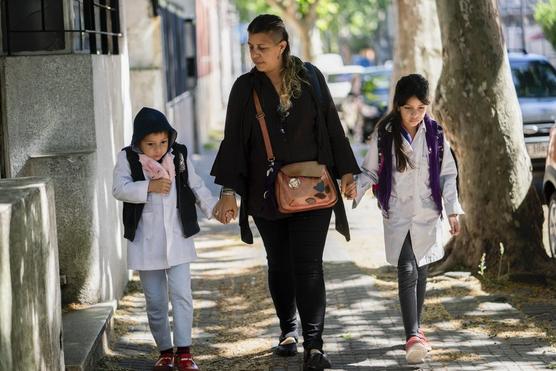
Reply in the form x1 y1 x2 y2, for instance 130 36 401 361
113 107 217 371
211 14 359 371
353 74 463 364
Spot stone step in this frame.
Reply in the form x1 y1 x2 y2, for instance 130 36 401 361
62 301 116 371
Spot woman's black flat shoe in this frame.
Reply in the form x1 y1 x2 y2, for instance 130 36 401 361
274 336 298 356
303 349 331 370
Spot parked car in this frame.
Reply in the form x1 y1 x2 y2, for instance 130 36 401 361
543 123 556 258
509 52 556 192
343 66 392 142
323 64 364 110
313 53 344 72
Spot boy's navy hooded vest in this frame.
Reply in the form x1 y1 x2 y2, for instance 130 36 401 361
122 107 200 241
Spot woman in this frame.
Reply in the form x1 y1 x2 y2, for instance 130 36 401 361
353 74 463 364
211 14 360 371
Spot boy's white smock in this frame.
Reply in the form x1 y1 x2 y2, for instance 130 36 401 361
112 148 217 270
353 122 464 267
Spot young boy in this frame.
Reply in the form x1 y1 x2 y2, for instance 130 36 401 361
113 107 217 370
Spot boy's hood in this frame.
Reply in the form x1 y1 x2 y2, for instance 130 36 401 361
131 107 177 151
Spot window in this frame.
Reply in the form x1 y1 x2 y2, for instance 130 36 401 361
511 60 556 98
1 0 122 55
160 6 196 101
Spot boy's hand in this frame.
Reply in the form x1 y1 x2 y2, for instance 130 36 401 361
341 173 357 200
148 178 172 194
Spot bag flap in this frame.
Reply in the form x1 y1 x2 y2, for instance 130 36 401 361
280 161 325 177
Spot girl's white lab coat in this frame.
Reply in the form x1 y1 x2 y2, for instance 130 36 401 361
112 149 217 271
354 122 464 267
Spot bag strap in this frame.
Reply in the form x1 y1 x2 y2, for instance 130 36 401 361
252 89 275 162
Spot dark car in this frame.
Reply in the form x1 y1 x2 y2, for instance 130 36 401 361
357 66 392 142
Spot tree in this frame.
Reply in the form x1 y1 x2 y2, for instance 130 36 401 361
315 0 389 58
391 0 442 107
235 0 388 62
433 0 551 277
266 0 320 60
233 0 320 60
535 0 556 50
235 0 272 22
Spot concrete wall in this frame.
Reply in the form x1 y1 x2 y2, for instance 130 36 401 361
166 91 196 151
125 0 241 152
0 54 130 304
0 177 64 371
195 0 241 145
92 55 132 303
24 152 99 305
1 55 96 177
124 0 166 116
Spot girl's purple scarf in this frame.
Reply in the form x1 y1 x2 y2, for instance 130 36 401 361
377 114 443 217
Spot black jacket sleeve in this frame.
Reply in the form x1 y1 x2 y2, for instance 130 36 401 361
210 75 251 196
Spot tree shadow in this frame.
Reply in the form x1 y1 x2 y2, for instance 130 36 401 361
97 246 556 370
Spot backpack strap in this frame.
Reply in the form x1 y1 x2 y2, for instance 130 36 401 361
372 125 386 197
436 123 444 170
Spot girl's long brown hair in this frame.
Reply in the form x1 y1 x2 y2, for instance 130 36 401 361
375 74 430 172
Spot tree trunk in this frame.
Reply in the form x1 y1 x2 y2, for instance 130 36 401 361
392 0 442 107
433 0 550 276
267 0 318 61
296 22 313 61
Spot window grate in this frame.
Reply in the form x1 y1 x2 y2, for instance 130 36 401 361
1 0 122 55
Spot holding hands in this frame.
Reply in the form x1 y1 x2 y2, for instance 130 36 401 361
212 173 357 225
341 173 357 200
213 193 238 224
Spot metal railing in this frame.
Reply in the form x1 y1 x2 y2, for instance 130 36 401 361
1 0 122 55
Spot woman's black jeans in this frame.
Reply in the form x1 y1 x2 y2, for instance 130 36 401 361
254 207 332 351
397 233 429 341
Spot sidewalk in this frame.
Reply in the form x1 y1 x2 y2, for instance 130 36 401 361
96 150 556 370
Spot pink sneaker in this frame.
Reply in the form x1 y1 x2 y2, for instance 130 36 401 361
418 329 432 351
405 336 427 364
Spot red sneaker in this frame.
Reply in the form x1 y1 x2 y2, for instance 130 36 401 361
153 353 174 370
174 353 200 371
418 328 432 351
405 336 427 364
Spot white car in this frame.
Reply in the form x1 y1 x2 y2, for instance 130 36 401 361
313 53 344 71
323 65 365 109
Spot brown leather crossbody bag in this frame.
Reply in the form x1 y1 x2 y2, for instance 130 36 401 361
253 89 337 213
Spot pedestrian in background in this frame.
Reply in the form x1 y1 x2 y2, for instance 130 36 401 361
112 107 217 371
210 14 360 370
353 74 463 364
